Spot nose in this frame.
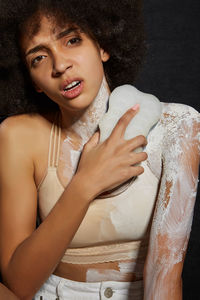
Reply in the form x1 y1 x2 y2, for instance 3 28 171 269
52 50 72 77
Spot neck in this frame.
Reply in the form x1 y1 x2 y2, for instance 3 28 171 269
61 77 110 145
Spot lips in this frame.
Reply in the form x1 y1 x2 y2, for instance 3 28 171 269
64 80 81 91
61 78 84 99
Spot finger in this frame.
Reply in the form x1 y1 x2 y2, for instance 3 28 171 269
83 131 100 151
122 165 145 181
110 104 140 139
128 151 148 165
130 165 145 177
126 135 147 152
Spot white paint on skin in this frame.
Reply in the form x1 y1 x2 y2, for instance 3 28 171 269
118 261 144 279
118 261 136 274
61 103 198 252
86 268 131 282
60 76 109 180
86 261 144 282
58 91 199 299
59 144 71 182
68 75 109 146
144 103 200 299
70 149 81 172
63 135 74 145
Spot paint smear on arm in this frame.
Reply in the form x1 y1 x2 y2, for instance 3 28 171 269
144 105 200 300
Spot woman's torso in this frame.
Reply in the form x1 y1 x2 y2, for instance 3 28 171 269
33 101 199 283
32 106 165 283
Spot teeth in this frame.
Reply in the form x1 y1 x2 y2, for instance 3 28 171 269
64 80 80 90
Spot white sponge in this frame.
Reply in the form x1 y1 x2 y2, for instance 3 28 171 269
99 85 162 152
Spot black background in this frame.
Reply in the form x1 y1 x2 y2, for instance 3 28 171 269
136 0 200 111
135 0 199 299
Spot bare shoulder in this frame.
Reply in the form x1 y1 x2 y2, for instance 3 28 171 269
159 103 199 163
149 102 199 149
157 102 199 142
161 102 199 124
0 113 51 160
0 113 50 141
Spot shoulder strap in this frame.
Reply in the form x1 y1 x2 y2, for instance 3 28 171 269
48 112 61 168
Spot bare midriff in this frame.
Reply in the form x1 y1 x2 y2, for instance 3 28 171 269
53 258 141 282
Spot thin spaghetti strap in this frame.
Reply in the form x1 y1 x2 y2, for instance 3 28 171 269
55 119 61 167
51 122 58 167
48 112 60 167
47 122 55 167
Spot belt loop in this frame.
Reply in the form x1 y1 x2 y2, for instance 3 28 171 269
56 278 66 299
99 282 103 300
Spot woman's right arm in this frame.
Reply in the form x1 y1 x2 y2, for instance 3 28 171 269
0 115 94 300
0 107 146 300
0 283 19 300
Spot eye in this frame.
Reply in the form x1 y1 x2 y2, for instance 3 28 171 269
31 55 46 67
67 37 82 46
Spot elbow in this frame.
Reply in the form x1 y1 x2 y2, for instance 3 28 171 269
11 287 37 300
2 283 36 300
20 295 35 300
1 274 37 300
17 291 37 300
1 263 40 300
9 283 38 300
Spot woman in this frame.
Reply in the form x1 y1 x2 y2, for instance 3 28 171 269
0 0 199 299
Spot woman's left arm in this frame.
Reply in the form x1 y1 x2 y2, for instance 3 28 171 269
144 108 200 300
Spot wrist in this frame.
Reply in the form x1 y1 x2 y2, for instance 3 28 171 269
71 172 99 203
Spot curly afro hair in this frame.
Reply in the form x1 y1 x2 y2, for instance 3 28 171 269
0 0 146 116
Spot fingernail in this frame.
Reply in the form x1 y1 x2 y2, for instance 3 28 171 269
131 104 140 111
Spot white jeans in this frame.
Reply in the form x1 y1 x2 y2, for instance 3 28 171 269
33 274 143 300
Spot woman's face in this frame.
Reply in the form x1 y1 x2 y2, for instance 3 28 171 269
21 16 109 114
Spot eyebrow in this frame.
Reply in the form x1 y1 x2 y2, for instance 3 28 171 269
25 26 79 57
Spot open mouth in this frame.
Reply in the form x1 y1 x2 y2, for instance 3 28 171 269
64 80 81 91
62 80 84 99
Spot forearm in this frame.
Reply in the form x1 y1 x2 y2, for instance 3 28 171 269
144 278 182 300
144 261 183 300
2 174 94 299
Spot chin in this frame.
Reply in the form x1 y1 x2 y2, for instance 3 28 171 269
66 95 94 110
61 100 92 113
